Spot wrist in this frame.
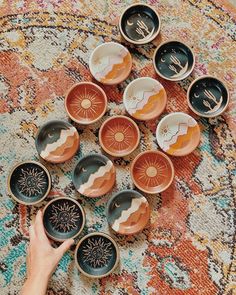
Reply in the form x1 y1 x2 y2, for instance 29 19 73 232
28 271 50 283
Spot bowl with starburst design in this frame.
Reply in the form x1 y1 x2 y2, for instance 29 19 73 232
75 232 119 278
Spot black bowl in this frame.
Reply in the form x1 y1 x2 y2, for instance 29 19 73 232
8 161 51 205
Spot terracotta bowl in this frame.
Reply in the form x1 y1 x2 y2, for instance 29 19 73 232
119 3 161 45
99 115 140 157
106 189 150 235
72 154 116 198
8 161 51 205
156 112 200 156
75 232 119 278
35 120 80 163
43 197 85 242
131 150 174 194
65 82 107 124
123 77 167 121
89 42 132 85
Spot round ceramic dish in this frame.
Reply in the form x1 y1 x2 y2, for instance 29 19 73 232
123 77 167 121
8 161 51 205
43 197 85 242
119 3 161 44
99 115 140 157
187 75 229 118
156 112 200 156
153 40 195 81
65 82 107 124
35 120 80 163
89 42 132 85
72 154 116 198
75 232 119 278
106 190 150 235
131 151 174 194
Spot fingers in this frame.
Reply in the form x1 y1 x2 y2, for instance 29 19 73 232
26 247 31 278
34 210 48 242
29 224 35 241
57 239 74 258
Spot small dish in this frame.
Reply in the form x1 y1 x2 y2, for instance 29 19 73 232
72 154 116 198
156 112 200 156
8 161 51 205
106 189 150 235
43 197 85 242
65 82 107 124
187 75 229 118
89 42 132 85
131 151 174 194
35 120 80 163
119 3 161 44
123 77 167 121
153 40 195 81
75 232 119 278
99 115 140 157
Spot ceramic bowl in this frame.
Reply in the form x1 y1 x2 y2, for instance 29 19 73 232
65 82 107 124
106 189 150 235
123 77 167 121
35 120 80 163
89 42 132 85
131 151 174 194
72 154 116 198
99 115 140 157
153 40 195 81
8 161 51 205
187 75 229 118
43 197 85 242
75 232 119 278
119 3 161 44
156 112 200 156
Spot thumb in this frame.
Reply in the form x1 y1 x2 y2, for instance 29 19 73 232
57 238 74 257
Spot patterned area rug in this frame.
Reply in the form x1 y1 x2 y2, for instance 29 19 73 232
0 0 236 294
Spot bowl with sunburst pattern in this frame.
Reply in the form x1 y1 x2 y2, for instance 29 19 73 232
99 115 140 157
43 197 85 242
65 82 107 124
75 232 119 278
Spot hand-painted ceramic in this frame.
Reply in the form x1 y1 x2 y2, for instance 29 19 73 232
153 40 195 81
187 75 229 118
123 77 167 121
156 112 200 156
8 161 51 205
99 115 140 157
75 232 119 278
65 82 107 124
89 42 132 85
131 151 174 194
119 3 161 44
72 154 116 198
43 197 85 242
106 189 150 235
35 120 80 163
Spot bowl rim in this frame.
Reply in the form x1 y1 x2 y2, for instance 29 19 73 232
42 196 86 242
7 160 51 205
74 231 120 278
119 2 161 45
186 75 230 118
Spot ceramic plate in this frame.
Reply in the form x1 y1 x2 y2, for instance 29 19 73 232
8 161 51 205
43 197 85 242
187 76 229 117
75 232 119 278
119 3 161 44
72 154 116 197
89 42 132 85
99 115 140 157
153 40 195 81
131 151 174 194
65 82 107 124
35 120 80 163
156 112 200 156
123 77 167 121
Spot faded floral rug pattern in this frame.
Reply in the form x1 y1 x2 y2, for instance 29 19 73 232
0 0 236 294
